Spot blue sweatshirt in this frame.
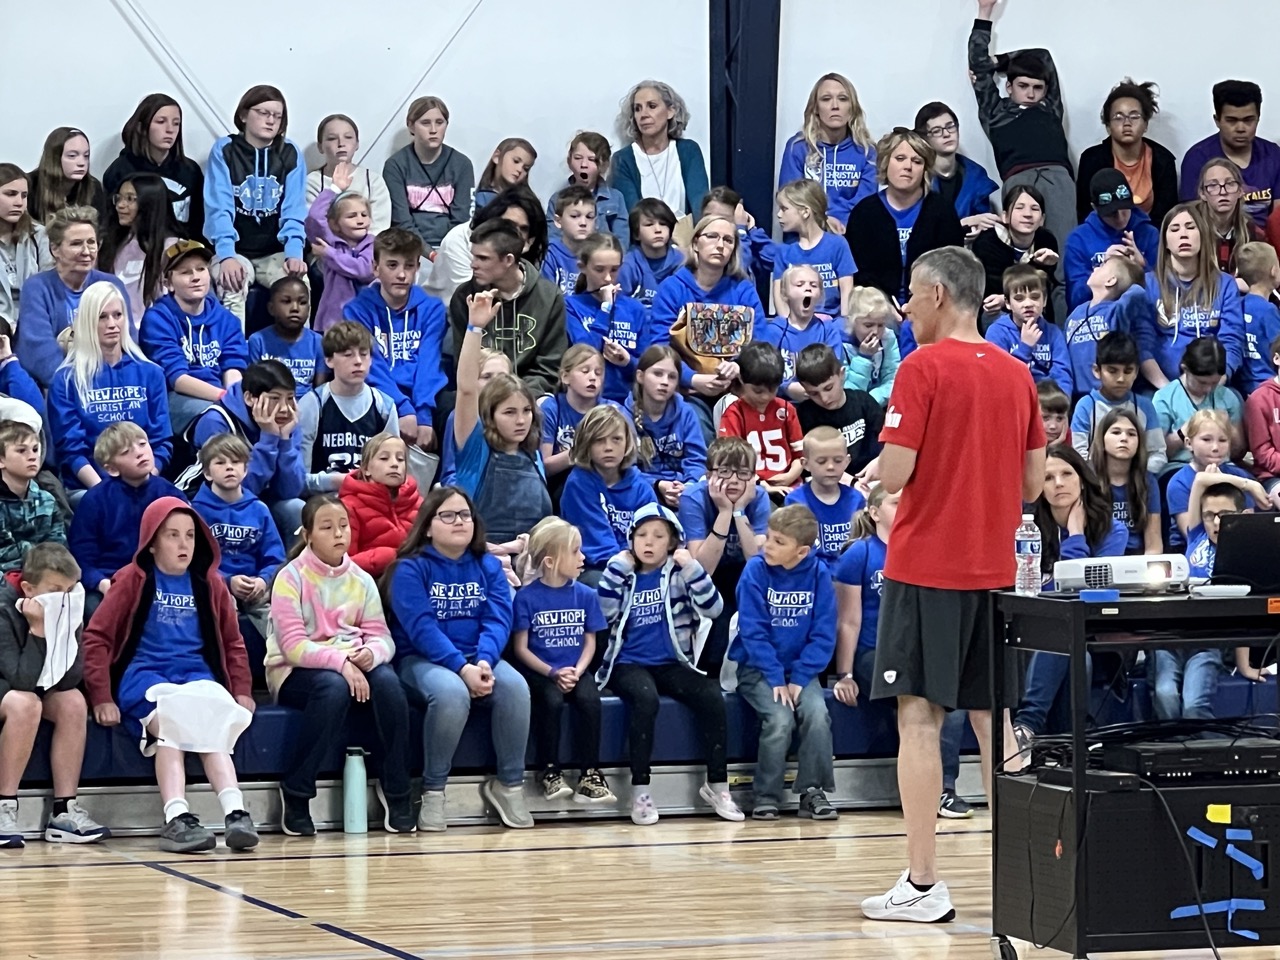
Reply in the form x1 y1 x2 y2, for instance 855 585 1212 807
1063 284 1152 395
564 292 647 403
755 315 845 393
342 283 448 426
540 239 581 297
67 474 185 588
204 134 307 261
984 314 1073 396
248 327 326 398
649 267 766 387
625 392 706 484
0 359 46 427
1063 210 1160 310
192 382 305 502
777 133 877 226
140 293 248 389
1058 519 1129 565
783 482 866 563
48 354 172 488
617 246 685 307
191 484 285 582
560 466 658 567
1138 271 1245 382
769 232 857 317
933 154 1000 219
729 553 836 689
16 270 131 388
1240 292 1280 395
388 546 512 671
897 319 918 359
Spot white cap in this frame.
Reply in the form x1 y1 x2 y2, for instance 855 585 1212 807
1022 513 1034 521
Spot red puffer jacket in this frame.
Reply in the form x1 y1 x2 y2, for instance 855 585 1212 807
339 473 424 577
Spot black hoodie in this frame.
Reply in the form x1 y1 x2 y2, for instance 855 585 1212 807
103 148 206 238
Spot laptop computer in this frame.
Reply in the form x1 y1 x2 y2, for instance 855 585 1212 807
1213 513 1280 592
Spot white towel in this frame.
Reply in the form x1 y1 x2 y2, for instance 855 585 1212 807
140 680 252 757
26 585 84 690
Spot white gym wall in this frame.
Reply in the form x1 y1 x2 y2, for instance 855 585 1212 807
777 0 1280 207
7 0 711 207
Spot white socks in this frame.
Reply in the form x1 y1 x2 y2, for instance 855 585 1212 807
217 788 245 816
163 798 189 822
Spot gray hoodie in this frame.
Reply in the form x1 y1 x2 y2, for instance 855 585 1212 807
382 144 474 250
0 224 52 329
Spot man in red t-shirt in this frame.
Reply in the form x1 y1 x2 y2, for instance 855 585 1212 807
858 247 1046 924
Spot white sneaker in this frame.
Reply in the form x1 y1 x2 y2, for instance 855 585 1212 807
861 869 955 922
0 799 23 849
698 783 745 822
630 792 659 826
44 800 111 844
418 790 446 832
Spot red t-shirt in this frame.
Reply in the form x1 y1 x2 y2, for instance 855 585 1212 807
718 396 803 482
880 338 1045 590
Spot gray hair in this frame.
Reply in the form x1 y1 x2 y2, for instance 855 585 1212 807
617 80 690 143
911 246 985 314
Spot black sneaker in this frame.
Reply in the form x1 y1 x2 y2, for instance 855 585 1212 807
938 790 974 819
798 787 838 820
223 810 260 851
159 812 215 854
280 789 315 837
376 783 417 834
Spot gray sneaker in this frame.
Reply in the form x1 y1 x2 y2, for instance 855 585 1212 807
418 790 447 832
45 800 110 844
482 778 534 829
0 799 24 849
797 787 838 821
159 812 215 854
223 810 259 851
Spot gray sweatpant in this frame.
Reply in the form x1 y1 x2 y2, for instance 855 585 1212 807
1004 164 1076 324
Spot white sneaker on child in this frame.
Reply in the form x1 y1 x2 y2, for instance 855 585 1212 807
861 869 955 922
630 792 659 826
45 800 110 843
698 783 744 822
0 799 23 848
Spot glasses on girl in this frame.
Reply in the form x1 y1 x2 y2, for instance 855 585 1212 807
435 510 474 525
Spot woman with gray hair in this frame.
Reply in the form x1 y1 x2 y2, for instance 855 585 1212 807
610 80 709 216
845 129 964 305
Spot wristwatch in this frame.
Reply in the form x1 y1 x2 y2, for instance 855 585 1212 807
839 673 854 682
732 509 746 519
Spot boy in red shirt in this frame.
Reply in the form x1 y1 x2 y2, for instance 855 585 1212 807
718 341 803 500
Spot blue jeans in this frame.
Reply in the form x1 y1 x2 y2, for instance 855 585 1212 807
270 497 306 547
1015 651 1095 736
1151 648 1222 721
168 391 214 436
736 667 834 805
398 656 530 790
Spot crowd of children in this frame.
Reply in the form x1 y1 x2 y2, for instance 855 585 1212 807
7 13 1280 850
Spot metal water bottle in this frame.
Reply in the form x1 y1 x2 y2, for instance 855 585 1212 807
1015 514 1042 597
343 747 368 834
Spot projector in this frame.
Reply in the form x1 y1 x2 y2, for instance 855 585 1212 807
1053 554 1190 594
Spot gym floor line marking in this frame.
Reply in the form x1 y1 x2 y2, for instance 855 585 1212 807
0 826 992 871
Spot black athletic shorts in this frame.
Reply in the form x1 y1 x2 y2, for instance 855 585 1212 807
870 578 995 711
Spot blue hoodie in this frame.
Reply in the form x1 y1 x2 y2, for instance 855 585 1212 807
1063 210 1160 310
204 134 307 261
618 246 685 307
769 232 857 317
984 313 1073 396
387 546 513 671
778 133 877 226
16 270 132 388
1058 519 1130 564
342 283 448 426
190 484 285 581
540 239 581 297
564 292 648 402
0 359 46 427
140 293 249 389
1240 292 1280 395
625 392 706 484
755 315 845 393
1063 284 1152 395
48 354 172 488
1137 271 1245 383
898 319 918 360
560 465 658 566
248 327 326 398
192 382 305 502
933 154 1000 219
649 267 766 387
729 553 836 689
67 474 185 589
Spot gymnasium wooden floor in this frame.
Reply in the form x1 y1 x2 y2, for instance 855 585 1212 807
0 809 1270 960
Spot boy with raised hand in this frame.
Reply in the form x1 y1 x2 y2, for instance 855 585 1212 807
968 0 1075 261
0 421 65 573
298 322 400 495
69 422 185 604
342 228 447 452
191 434 284 646
730 505 837 822
541 185 598 296
1070 331 1166 474
0 543 109 848
1063 254 1149 397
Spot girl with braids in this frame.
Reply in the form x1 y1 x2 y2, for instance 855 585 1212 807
624 345 705 508
1089 408 1161 555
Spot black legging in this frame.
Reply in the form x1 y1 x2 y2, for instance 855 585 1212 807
516 661 602 771
606 661 727 786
